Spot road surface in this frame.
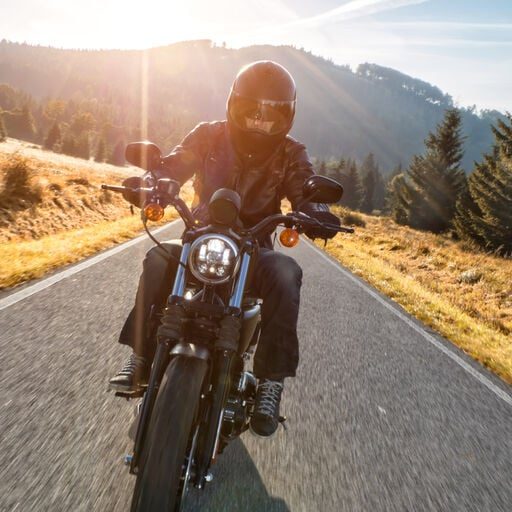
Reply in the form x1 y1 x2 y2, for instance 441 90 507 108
1 221 511 511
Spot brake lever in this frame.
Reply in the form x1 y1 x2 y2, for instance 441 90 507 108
291 211 355 234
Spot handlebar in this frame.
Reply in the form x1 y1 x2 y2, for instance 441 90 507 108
247 212 354 239
101 182 355 239
101 184 129 193
101 184 154 194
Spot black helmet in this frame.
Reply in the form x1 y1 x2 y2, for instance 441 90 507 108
227 61 296 156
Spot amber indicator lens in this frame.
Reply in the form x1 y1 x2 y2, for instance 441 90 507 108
144 203 165 221
279 228 300 247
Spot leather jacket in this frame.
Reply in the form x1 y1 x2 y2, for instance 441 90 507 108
158 121 331 233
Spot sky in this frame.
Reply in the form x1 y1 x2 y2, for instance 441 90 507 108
1 0 511 111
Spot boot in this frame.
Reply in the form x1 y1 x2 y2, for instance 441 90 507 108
109 353 150 391
250 379 284 437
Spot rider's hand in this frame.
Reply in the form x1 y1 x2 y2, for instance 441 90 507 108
121 174 153 208
304 210 341 240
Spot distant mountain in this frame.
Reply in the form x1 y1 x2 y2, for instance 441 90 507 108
0 40 503 172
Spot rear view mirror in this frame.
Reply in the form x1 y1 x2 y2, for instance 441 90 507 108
302 175 343 204
125 141 162 171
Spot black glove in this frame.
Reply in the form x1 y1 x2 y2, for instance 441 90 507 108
121 175 152 208
304 210 341 240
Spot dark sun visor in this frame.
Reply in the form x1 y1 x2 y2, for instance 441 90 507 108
229 93 295 135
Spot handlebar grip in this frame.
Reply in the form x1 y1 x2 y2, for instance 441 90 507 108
101 184 128 193
320 222 354 234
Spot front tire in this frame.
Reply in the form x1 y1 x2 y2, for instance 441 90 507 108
130 355 207 512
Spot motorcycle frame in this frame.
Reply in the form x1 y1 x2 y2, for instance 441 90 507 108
129 231 256 489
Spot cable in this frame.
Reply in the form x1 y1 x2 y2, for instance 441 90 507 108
143 218 187 268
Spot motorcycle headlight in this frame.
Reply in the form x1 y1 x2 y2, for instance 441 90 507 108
188 234 240 284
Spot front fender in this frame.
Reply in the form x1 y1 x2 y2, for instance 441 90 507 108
170 342 211 361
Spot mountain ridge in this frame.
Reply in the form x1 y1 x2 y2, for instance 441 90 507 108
0 39 503 172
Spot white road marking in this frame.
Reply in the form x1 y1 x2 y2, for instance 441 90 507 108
0 220 180 311
305 240 512 408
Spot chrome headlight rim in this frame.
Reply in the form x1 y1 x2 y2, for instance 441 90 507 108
188 233 240 285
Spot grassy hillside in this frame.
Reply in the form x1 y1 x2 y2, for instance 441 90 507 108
0 139 191 288
324 208 512 384
0 139 134 242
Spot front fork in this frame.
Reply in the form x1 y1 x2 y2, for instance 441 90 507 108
195 251 252 486
130 243 253 479
129 243 191 474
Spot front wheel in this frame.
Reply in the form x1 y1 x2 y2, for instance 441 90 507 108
130 355 207 512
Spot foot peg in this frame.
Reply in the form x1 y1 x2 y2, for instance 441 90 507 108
278 415 287 431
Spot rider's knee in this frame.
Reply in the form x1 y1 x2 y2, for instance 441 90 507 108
261 252 302 288
144 242 182 273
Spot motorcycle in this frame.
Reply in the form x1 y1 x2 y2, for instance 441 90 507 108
102 141 353 511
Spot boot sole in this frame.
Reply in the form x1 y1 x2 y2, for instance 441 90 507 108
248 423 280 439
108 382 147 393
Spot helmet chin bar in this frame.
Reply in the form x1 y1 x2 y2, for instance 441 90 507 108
244 116 275 134
229 124 287 157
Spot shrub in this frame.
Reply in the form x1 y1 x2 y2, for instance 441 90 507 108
342 211 366 227
0 155 43 207
458 269 483 284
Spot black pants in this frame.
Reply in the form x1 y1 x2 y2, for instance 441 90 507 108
119 242 302 380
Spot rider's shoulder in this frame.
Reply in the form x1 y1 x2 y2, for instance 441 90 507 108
283 134 309 160
189 120 226 139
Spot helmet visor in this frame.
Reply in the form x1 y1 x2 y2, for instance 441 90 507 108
229 94 295 135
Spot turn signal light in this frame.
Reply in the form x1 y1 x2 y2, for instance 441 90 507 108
144 203 165 221
279 228 299 248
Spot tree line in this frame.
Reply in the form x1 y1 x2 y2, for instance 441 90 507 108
1 77 510 257
0 82 193 165
321 108 512 257
0 40 504 171
317 153 391 214
390 109 512 255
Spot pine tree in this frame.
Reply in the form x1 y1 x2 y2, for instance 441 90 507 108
61 133 77 156
76 132 90 159
19 104 37 141
425 108 465 168
452 183 485 246
384 163 403 214
337 157 346 173
108 140 125 166
340 159 363 210
454 113 512 254
388 172 409 224
397 108 466 232
0 113 6 142
373 167 386 211
95 137 107 162
44 121 61 150
360 153 380 213
4 104 36 141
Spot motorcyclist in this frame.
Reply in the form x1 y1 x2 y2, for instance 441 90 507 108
109 60 340 437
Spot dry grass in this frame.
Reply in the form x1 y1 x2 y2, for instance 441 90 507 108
0 212 179 288
0 139 135 242
0 139 192 289
319 207 512 384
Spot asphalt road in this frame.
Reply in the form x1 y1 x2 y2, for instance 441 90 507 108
1 221 511 512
